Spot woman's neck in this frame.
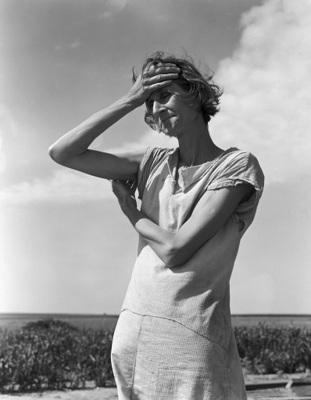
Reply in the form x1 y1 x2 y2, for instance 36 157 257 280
177 124 224 167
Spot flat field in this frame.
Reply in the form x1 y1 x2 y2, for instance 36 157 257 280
0 313 310 332
0 313 119 332
231 314 311 328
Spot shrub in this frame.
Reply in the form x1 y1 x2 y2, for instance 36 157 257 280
1 319 311 393
234 323 311 374
0 319 115 393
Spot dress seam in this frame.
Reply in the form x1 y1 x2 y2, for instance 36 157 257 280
129 313 143 399
225 345 230 400
121 308 228 352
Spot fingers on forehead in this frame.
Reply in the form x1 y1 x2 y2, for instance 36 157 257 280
144 61 178 73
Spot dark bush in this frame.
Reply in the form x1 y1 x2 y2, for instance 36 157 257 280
1 320 311 393
234 323 311 374
0 319 115 393
23 318 79 332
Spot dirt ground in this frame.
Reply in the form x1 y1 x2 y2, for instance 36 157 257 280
0 388 118 400
1 374 310 400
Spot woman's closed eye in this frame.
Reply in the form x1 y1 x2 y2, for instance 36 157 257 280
146 91 172 112
160 91 171 101
146 99 154 111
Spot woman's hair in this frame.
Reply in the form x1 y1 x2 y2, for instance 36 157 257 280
132 51 223 130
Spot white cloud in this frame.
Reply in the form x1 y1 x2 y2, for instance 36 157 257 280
0 126 176 204
5 0 311 203
0 105 17 136
69 41 82 49
99 0 311 184
0 169 113 204
0 104 18 174
104 129 178 155
98 0 128 20
54 41 82 52
210 0 311 183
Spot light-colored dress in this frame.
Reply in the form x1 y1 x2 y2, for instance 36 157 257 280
111 147 264 400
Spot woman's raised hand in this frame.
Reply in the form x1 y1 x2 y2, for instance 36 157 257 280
126 63 180 107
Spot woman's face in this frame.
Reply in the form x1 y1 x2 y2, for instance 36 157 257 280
146 82 200 137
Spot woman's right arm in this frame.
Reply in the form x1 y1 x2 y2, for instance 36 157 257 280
48 97 142 181
48 63 180 181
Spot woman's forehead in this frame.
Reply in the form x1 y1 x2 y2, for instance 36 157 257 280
147 82 184 101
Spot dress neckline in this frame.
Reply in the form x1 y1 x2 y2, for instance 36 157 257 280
177 148 233 170
167 147 237 193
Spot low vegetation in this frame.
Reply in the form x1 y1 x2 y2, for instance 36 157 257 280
235 323 311 374
0 319 310 392
0 319 114 392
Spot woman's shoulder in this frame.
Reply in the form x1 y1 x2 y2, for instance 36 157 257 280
205 147 264 191
146 146 176 159
222 148 263 170
140 146 176 170
223 147 253 159
137 147 177 199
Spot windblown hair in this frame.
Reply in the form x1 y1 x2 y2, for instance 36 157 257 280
132 51 223 130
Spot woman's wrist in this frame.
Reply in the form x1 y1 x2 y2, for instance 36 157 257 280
121 93 143 109
122 200 142 225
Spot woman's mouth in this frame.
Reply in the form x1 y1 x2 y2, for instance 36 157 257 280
161 115 174 124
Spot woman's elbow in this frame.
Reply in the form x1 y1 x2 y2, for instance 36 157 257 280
48 143 68 165
48 144 58 161
163 245 189 269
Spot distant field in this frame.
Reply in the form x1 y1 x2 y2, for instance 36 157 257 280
0 313 310 332
0 313 119 332
231 314 311 328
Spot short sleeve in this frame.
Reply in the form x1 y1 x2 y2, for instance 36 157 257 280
137 147 173 200
206 150 264 227
207 151 264 199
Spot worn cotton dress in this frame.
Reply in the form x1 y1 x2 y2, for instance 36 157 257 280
111 147 264 400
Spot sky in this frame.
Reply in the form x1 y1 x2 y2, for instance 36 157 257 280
0 0 310 315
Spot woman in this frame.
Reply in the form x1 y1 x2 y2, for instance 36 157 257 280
49 51 264 399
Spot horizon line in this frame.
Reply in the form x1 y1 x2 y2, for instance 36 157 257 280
0 312 310 318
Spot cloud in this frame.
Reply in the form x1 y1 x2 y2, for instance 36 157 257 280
98 0 128 20
104 129 178 155
0 104 18 174
0 127 177 204
69 41 82 49
5 0 311 203
98 0 311 184
0 169 113 204
210 0 311 183
54 41 82 52
0 105 17 137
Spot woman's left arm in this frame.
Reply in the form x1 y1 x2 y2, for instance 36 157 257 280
112 181 253 268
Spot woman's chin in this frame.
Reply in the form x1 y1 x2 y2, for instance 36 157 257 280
162 129 177 138
161 125 179 138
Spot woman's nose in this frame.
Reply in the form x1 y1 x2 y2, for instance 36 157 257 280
152 100 162 117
